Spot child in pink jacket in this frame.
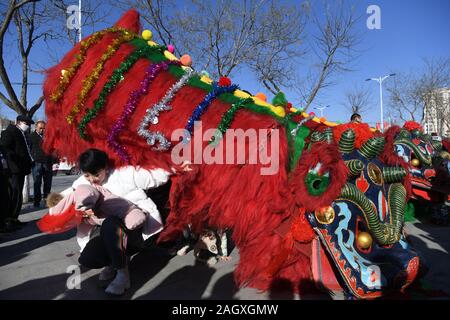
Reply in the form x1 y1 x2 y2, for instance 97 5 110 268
48 183 148 231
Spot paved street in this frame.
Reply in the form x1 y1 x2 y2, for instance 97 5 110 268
0 174 449 300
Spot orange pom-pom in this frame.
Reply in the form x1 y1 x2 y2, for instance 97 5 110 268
180 54 192 67
218 76 231 87
254 92 267 101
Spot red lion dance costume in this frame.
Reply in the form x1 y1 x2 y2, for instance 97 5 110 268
42 10 428 299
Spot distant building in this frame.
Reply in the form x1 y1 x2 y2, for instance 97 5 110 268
0 117 13 132
423 87 450 137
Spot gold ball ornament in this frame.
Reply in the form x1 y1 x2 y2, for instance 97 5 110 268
142 29 153 41
314 206 335 225
411 159 420 167
357 232 373 249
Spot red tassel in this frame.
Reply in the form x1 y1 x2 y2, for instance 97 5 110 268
37 205 83 234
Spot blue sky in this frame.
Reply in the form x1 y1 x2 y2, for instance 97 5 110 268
1 0 449 126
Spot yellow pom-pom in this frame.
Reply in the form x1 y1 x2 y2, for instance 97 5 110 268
142 29 153 41
164 51 178 61
180 54 192 67
200 76 213 84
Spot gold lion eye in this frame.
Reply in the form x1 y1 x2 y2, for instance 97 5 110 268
367 163 383 185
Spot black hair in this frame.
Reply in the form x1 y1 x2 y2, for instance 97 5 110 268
78 148 109 174
350 113 362 121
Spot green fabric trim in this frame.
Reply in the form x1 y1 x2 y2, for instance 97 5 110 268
404 201 416 222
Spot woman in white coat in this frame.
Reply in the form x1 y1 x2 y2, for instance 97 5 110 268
62 148 171 295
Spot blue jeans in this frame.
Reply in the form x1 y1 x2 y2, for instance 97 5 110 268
32 162 53 204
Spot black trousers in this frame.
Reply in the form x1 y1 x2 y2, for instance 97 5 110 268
32 162 53 204
9 174 25 220
0 173 13 224
79 217 145 269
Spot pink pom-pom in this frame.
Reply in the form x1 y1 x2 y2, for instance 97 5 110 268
168 44 175 53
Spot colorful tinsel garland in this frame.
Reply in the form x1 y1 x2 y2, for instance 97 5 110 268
137 68 196 151
66 32 135 124
77 45 165 139
107 60 179 163
209 97 253 144
185 82 239 137
50 27 135 103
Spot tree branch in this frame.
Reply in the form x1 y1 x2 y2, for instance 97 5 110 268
27 95 44 117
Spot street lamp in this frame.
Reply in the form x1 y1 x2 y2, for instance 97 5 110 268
366 73 396 132
78 0 82 42
314 105 331 118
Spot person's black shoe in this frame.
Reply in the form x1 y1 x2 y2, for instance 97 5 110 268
0 221 18 233
12 219 28 227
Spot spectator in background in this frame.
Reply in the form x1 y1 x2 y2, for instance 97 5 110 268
30 120 55 207
0 115 34 228
0 145 14 232
350 113 363 124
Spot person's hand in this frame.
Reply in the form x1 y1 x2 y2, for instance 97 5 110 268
82 209 95 218
218 256 232 262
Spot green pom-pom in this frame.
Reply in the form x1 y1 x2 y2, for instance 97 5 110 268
272 92 288 107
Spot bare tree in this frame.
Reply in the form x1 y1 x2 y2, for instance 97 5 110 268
0 0 111 117
387 58 450 134
113 0 307 90
294 0 362 111
343 85 372 115
0 0 42 117
112 0 361 106
244 1 307 94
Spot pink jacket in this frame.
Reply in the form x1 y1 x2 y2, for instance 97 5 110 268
51 184 146 230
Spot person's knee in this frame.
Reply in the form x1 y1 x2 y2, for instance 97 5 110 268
100 217 123 238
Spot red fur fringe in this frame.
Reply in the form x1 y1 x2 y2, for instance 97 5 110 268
380 126 412 199
403 121 423 132
332 123 374 149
